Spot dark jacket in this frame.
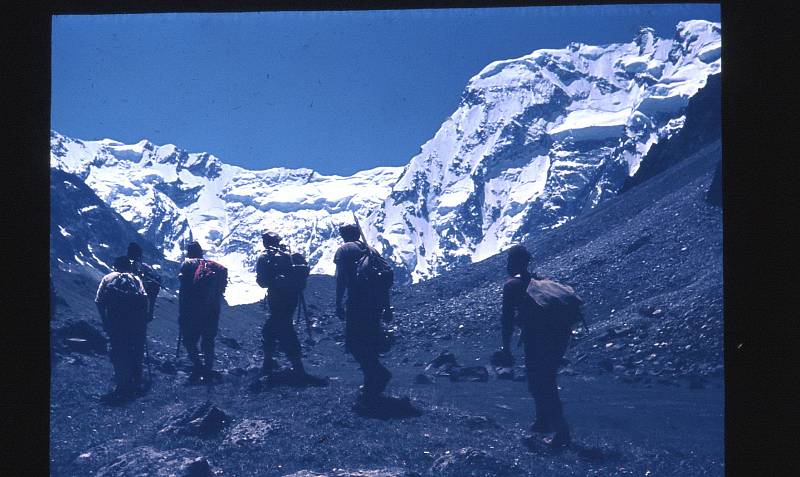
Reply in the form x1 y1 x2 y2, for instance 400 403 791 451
501 270 570 364
178 258 228 325
95 271 148 332
334 240 375 310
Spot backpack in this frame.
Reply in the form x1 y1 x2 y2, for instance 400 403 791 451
355 243 394 305
257 246 301 294
290 252 311 292
105 272 146 314
192 259 227 304
524 277 584 332
135 263 161 298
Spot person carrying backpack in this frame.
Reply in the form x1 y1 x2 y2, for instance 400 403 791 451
500 244 582 448
178 241 228 384
95 255 149 403
334 223 394 407
127 242 162 322
255 232 315 380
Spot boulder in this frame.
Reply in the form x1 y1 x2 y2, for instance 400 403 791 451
53 320 107 355
427 351 458 370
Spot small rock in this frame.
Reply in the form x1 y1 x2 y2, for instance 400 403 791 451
219 336 241 350
430 351 457 368
180 457 213 477
462 415 500 430
430 447 518 477
449 366 489 383
53 320 107 355
495 367 514 380
95 447 215 477
158 361 177 375
227 367 247 377
159 402 231 438
414 373 433 385
223 419 279 447
598 358 613 372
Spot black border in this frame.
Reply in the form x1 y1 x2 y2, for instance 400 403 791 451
10 1 792 475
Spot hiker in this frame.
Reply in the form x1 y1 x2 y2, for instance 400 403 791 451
500 244 575 448
127 242 162 322
255 232 314 379
334 223 394 406
95 255 149 402
178 241 228 384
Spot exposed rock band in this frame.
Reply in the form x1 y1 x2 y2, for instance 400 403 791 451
92 225 579 448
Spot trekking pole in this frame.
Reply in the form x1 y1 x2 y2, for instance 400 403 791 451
175 329 182 360
301 292 313 344
352 212 369 246
144 337 153 386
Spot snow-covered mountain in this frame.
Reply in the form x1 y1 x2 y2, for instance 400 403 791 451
50 131 402 304
50 19 720 304
375 20 720 281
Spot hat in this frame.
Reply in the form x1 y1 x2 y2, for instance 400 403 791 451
113 256 133 272
127 242 143 260
261 231 282 246
506 244 531 264
185 241 204 258
339 224 361 242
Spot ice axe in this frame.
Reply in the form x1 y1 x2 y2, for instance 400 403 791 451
297 292 314 345
144 337 153 388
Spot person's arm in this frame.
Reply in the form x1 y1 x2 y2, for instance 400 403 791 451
255 254 269 289
177 261 191 316
335 262 347 320
333 247 348 320
95 278 109 331
500 279 518 356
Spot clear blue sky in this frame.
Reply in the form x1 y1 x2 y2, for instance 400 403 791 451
52 4 720 176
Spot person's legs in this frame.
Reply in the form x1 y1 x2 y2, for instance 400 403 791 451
526 365 552 431
129 325 146 388
200 314 218 374
524 338 552 432
350 343 390 397
277 316 305 374
540 365 570 446
346 306 390 401
182 327 203 372
107 333 128 392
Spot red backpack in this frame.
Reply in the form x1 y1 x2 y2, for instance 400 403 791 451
192 259 227 304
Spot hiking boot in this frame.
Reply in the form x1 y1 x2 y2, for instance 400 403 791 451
99 388 132 405
353 390 381 411
529 419 553 433
186 370 204 385
204 369 222 383
374 368 392 395
261 358 279 376
300 373 329 387
544 429 571 449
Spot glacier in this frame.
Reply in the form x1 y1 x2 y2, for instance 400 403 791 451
50 20 720 304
